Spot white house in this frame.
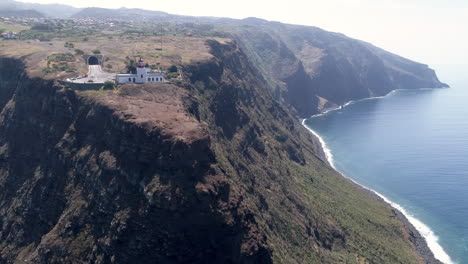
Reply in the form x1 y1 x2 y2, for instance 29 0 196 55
1 32 17 39
116 58 165 84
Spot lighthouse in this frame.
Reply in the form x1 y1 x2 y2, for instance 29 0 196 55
136 58 148 83
116 57 165 84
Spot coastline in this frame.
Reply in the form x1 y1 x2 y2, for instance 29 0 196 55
300 90 453 264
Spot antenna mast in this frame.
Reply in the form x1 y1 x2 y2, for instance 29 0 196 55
160 23 163 51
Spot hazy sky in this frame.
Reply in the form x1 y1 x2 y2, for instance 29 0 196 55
17 0 468 66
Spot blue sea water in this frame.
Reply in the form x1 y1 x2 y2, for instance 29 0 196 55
304 66 468 264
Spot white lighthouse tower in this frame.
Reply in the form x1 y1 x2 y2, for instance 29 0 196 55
136 58 147 83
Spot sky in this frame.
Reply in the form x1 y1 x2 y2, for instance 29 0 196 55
16 0 468 67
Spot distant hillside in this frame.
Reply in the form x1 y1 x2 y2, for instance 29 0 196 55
1 0 81 18
72 7 171 20
0 9 44 18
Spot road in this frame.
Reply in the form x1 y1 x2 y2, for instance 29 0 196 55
68 65 115 84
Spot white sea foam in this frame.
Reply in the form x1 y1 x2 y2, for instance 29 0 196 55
376 191 455 264
301 119 334 166
301 92 456 264
314 92 394 117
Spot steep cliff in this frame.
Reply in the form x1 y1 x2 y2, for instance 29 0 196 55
0 41 440 263
230 20 448 117
0 58 273 263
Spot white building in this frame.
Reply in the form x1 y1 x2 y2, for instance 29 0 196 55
1 32 17 39
116 58 165 84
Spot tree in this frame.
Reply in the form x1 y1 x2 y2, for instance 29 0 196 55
31 23 53 31
168 65 178 73
125 59 137 74
102 81 115 90
74 49 84 55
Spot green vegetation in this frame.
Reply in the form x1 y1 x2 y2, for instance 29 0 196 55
19 28 93 41
43 53 77 74
125 57 137 74
75 49 84 55
47 53 75 62
165 65 180 80
92 49 101 55
168 64 178 73
165 72 179 80
101 81 115 90
31 23 56 31
0 21 29 33
43 62 76 73
64 42 74 48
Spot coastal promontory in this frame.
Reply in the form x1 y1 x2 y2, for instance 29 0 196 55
0 5 445 263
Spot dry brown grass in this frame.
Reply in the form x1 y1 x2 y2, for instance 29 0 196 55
0 26 229 79
83 84 207 142
0 21 30 32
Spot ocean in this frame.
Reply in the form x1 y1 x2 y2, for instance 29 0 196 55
304 66 468 264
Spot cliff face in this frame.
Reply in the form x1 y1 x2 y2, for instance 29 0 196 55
0 58 270 263
231 21 448 117
0 41 438 263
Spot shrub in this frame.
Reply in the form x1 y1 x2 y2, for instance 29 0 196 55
168 65 178 73
92 49 101 55
47 53 75 62
64 42 74 48
75 49 84 55
43 62 76 74
125 59 137 74
194 80 204 90
102 81 115 90
165 72 179 80
31 23 54 31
